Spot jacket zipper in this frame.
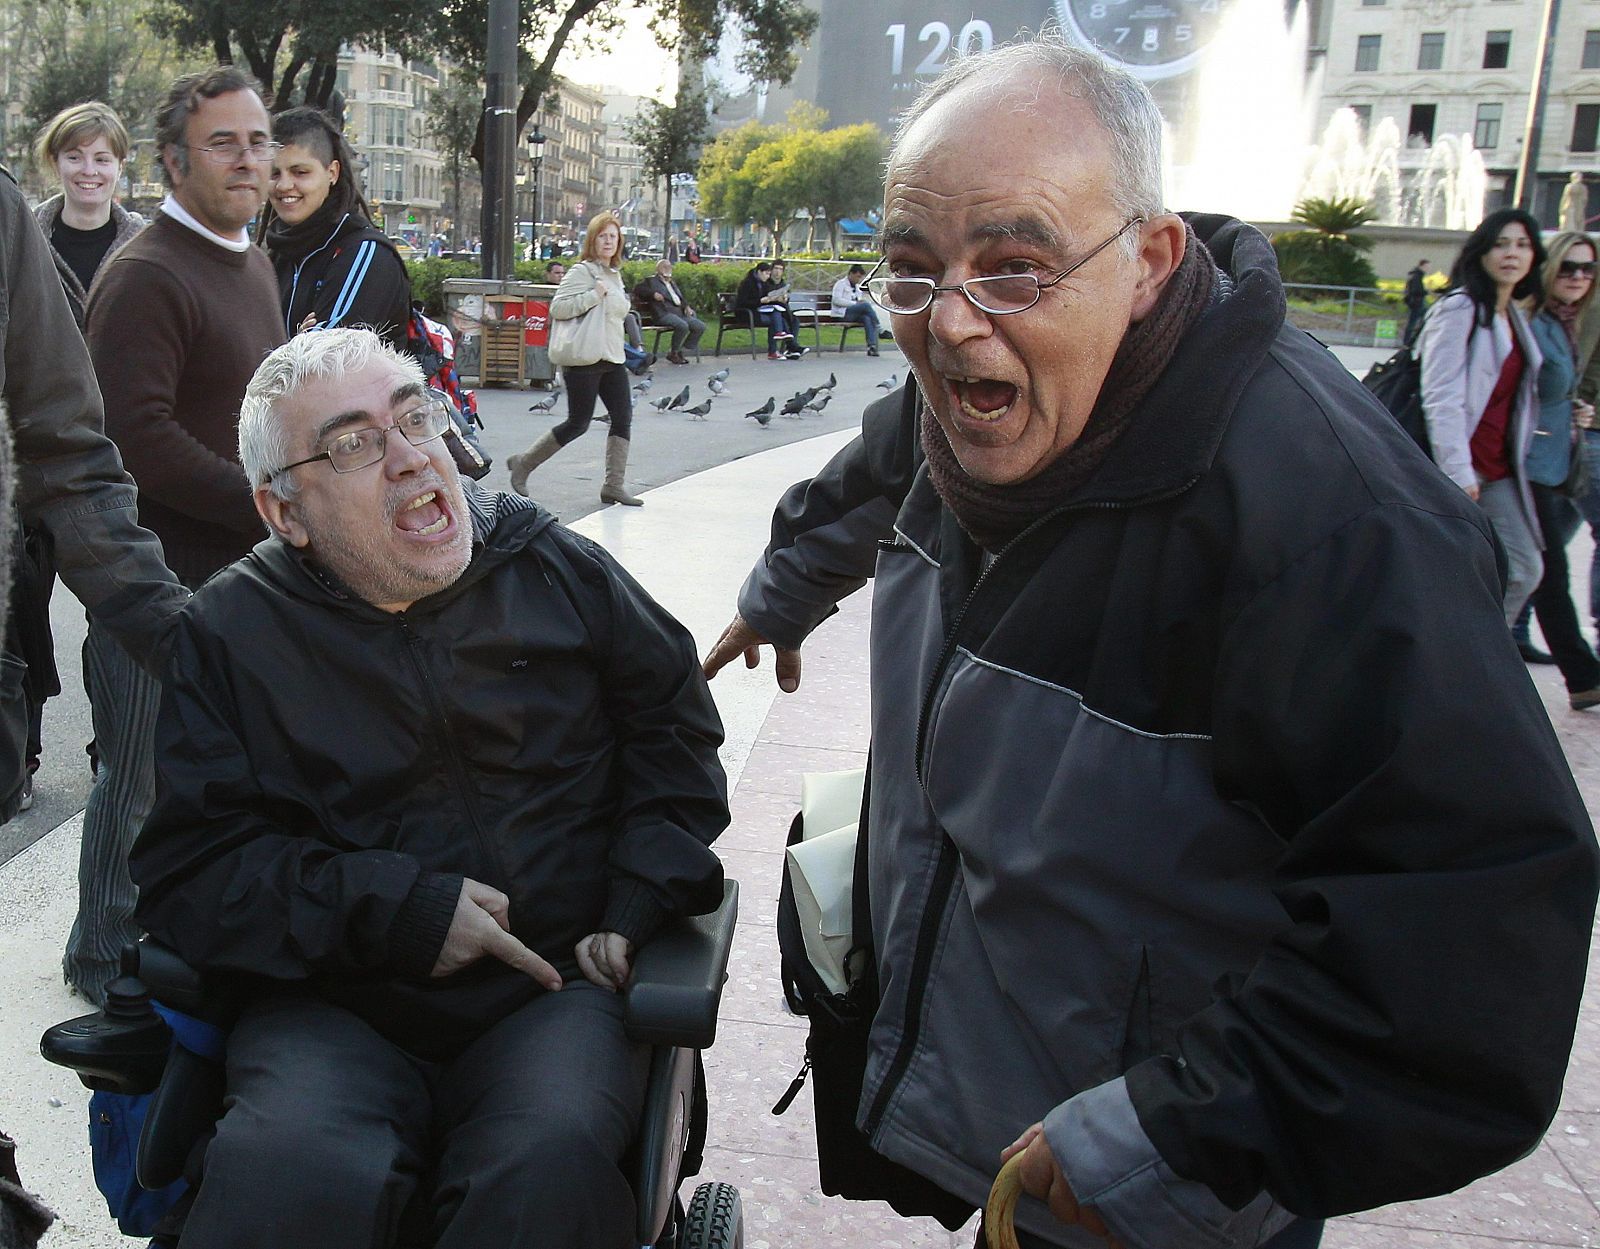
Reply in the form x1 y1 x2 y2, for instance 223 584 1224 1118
863 476 1201 1140
396 614 510 885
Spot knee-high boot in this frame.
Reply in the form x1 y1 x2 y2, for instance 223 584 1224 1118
506 432 563 497
600 436 643 507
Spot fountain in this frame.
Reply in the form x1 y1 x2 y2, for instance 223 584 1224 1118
1163 0 1485 231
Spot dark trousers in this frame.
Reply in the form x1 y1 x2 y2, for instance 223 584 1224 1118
1403 303 1426 346
754 307 799 351
553 362 632 443
1531 482 1600 693
181 983 648 1249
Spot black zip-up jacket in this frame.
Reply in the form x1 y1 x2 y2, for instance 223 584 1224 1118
738 216 1599 1241
131 490 728 1060
270 213 413 350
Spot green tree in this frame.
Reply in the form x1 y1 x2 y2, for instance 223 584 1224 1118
807 123 885 257
426 72 480 249
1274 195 1379 288
624 82 710 235
145 0 432 109
18 0 203 170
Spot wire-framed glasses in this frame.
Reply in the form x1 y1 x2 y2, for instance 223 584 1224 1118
188 141 281 165
862 217 1144 316
268 391 454 482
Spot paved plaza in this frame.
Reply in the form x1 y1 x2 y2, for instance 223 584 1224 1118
0 346 1596 1246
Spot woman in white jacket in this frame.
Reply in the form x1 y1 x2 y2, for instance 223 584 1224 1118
1419 208 1546 625
508 212 642 506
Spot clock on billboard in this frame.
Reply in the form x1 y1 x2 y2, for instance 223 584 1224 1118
1055 0 1231 80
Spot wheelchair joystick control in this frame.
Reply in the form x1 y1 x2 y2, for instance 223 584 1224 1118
40 951 173 1096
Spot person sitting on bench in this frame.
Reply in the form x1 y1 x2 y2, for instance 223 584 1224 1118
128 327 729 1249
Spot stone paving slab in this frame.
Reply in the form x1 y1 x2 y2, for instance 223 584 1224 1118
4 376 1599 1246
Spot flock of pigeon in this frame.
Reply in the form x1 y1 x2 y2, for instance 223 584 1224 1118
528 366 903 426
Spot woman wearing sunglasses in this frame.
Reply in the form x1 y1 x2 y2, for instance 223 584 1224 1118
1524 233 1600 708
1419 208 1546 630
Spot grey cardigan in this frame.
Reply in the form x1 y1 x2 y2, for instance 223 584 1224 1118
32 193 145 328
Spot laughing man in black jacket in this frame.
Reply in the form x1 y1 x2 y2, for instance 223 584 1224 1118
129 328 728 1249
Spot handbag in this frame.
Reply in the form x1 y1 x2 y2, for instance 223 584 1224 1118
773 763 976 1230
548 264 613 368
1561 393 1590 498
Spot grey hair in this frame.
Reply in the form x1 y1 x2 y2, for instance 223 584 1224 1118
892 32 1165 257
239 328 425 502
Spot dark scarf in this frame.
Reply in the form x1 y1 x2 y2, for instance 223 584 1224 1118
263 196 352 265
1545 295 1584 356
922 224 1220 551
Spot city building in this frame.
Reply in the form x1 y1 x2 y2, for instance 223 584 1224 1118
598 89 667 248
336 48 449 245
1315 0 1597 226
521 77 606 244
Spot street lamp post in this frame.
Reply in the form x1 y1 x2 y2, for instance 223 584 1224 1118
528 125 546 257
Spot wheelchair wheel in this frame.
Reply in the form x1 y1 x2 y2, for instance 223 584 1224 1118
680 1180 743 1249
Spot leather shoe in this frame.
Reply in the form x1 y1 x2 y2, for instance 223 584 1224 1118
1519 642 1556 664
1570 687 1600 710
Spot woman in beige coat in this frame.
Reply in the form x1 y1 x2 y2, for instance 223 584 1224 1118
508 211 642 506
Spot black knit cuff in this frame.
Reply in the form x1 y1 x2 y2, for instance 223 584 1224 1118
388 871 463 978
602 879 670 948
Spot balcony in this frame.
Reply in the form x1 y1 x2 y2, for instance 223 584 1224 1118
356 89 412 106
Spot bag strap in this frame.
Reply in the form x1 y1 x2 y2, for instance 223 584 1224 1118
845 752 876 996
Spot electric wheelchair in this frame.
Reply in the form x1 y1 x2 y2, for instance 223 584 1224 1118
42 880 743 1249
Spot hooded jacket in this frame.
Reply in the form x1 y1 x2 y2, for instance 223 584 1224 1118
737 215 1598 1246
269 211 413 350
0 167 185 671
131 488 728 1060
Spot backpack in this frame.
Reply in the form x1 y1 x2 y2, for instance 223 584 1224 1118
405 309 492 480
1361 345 1431 455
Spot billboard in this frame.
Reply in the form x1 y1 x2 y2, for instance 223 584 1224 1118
788 0 1244 138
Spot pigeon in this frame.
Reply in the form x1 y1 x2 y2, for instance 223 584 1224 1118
684 399 714 421
528 393 560 413
666 385 692 411
708 366 731 384
780 392 811 418
745 397 775 427
816 372 838 392
633 374 653 395
803 392 833 415
651 393 677 411
707 377 726 396
876 372 899 391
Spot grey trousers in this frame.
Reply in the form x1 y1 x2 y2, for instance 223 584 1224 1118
63 621 161 1002
1477 477 1544 627
181 983 648 1249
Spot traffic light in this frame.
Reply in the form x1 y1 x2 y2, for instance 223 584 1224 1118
407 212 418 224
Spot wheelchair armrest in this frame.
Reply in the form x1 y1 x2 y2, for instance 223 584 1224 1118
621 880 738 1049
136 939 210 1016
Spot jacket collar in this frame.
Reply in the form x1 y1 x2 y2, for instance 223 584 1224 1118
245 483 556 615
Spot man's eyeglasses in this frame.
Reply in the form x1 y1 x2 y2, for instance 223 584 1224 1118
862 217 1144 316
188 141 281 165
1559 259 1597 278
267 393 454 482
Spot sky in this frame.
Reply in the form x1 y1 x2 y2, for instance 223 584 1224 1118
560 22 679 101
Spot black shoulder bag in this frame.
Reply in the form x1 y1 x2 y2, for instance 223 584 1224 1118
772 759 975 1229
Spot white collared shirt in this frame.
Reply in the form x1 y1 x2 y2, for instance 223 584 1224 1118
160 194 252 253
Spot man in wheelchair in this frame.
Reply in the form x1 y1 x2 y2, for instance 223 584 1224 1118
124 328 730 1248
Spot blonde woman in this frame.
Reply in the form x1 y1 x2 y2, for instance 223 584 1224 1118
508 212 642 506
33 101 143 326
1526 231 1600 707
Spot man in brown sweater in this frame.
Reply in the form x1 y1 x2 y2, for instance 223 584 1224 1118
67 66 284 1002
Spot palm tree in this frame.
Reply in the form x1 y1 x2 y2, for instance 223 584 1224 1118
1276 196 1379 288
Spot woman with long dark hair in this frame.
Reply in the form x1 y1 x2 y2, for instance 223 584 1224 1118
507 212 644 506
258 107 412 348
1526 232 1600 706
1419 208 1546 626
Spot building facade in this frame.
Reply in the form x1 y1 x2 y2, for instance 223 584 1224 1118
522 78 606 243
598 90 666 248
337 48 449 244
1318 0 1600 226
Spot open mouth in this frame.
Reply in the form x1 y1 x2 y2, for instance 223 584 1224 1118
395 490 452 538
947 374 1019 423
